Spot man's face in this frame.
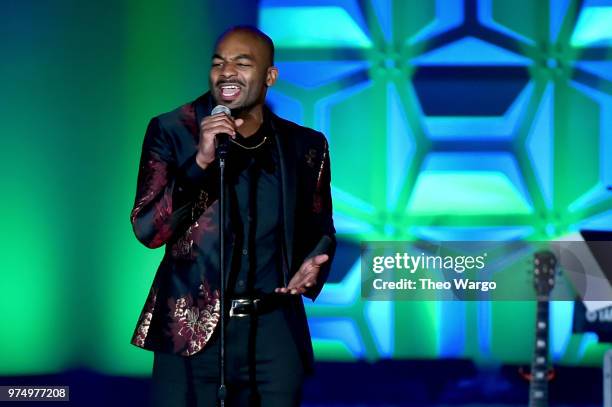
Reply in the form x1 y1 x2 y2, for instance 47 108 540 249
209 31 277 111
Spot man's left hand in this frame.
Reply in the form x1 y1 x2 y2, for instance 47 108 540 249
274 254 329 296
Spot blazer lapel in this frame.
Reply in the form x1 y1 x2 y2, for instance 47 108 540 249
271 113 297 272
194 93 212 131
194 93 236 287
195 96 297 283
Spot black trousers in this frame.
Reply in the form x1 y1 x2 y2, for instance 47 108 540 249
150 308 304 407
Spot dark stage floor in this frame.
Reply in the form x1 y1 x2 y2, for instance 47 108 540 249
0 360 601 406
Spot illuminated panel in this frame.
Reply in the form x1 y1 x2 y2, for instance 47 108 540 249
550 301 574 361
332 208 376 236
259 5 372 48
570 6 612 47
311 339 356 361
477 302 493 357
408 152 533 215
423 82 534 141
315 81 387 208
438 302 466 357
371 0 393 42
266 89 304 124
577 209 612 229
331 186 377 237
257 0 612 366
411 226 535 242
386 83 415 210
275 61 369 89
412 66 530 117
365 301 394 357
575 61 612 82
408 172 532 215
559 81 606 213
526 84 554 209
413 37 533 142
309 318 364 360
408 0 463 44
412 36 531 66
478 0 538 44
550 0 572 41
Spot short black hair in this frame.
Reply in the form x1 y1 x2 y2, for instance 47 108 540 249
215 25 275 66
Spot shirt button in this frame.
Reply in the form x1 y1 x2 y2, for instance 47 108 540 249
237 280 245 287
242 249 248 255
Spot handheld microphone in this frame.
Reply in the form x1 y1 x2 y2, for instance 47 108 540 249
211 105 231 158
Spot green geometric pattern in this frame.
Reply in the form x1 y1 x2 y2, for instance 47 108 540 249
260 0 612 366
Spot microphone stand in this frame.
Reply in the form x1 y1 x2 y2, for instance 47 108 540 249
216 136 229 406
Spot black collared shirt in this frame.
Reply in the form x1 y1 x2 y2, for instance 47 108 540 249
226 120 282 296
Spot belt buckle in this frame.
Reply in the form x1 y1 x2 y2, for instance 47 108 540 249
229 298 251 318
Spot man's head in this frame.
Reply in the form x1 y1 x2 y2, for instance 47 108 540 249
209 26 277 112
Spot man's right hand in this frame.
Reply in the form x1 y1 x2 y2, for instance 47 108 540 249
195 112 244 169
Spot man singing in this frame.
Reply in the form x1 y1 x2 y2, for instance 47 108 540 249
130 25 336 406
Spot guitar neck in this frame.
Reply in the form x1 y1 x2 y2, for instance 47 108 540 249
528 299 549 407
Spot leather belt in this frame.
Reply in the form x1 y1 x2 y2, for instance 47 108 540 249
228 294 286 318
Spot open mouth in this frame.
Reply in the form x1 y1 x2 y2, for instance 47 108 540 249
219 84 241 101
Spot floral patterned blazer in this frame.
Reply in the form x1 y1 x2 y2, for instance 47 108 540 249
129 92 336 373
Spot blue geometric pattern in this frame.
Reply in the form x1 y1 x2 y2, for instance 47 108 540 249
274 61 370 88
260 0 612 365
571 0 612 46
412 36 531 66
526 84 555 209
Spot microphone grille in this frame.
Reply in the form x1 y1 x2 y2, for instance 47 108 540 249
211 105 231 116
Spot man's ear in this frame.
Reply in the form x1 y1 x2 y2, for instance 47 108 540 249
266 66 278 87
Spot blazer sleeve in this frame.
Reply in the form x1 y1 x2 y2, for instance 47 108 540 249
304 137 336 301
130 117 219 249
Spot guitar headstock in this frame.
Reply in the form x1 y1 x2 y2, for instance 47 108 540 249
533 250 556 299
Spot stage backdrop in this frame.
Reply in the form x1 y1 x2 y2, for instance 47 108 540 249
1 0 611 376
